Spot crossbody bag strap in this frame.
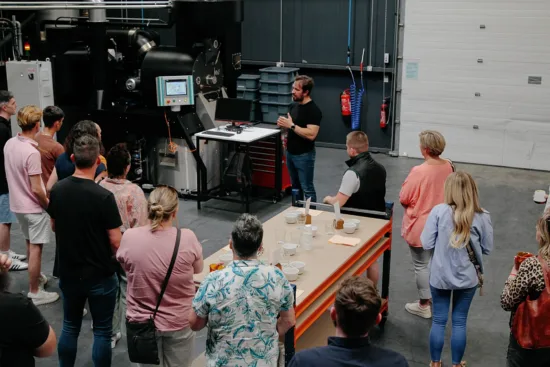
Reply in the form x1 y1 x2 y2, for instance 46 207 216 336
465 240 484 295
152 228 181 319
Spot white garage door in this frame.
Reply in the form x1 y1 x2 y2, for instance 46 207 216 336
399 0 550 170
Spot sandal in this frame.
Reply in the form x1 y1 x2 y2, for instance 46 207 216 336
429 363 443 367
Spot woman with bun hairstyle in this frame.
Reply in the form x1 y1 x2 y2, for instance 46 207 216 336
117 186 203 367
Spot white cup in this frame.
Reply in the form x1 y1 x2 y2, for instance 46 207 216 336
290 261 306 275
283 266 299 281
534 190 546 204
343 222 357 234
283 243 297 256
285 213 298 224
347 219 360 229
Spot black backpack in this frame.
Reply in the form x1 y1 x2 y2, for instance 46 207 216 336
223 151 253 192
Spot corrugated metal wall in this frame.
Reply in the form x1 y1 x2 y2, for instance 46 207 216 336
399 0 550 170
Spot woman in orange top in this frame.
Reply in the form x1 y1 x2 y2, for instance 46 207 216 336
399 131 453 319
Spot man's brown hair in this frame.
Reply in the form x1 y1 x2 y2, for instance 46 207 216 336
335 276 381 337
346 131 369 153
295 75 314 95
17 105 42 132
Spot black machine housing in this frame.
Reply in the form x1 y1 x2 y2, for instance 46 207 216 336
27 0 244 183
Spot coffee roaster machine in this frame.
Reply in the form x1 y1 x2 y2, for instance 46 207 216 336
0 0 244 195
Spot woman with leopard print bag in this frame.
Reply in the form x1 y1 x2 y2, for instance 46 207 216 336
501 209 550 366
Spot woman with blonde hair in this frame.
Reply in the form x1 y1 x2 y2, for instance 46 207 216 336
400 130 454 318
501 210 550 366
421 171 493 367
116 186 203 367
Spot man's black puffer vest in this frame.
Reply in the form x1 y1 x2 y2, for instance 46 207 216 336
343 151 386 213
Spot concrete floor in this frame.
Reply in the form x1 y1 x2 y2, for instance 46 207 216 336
6 147 548 366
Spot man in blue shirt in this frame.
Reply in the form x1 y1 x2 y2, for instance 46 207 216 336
288 276 408 367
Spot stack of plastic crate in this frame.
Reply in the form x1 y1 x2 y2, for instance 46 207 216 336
236 74 261 121
259 67 299 123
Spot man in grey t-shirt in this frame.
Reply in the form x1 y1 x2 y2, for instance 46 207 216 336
323 131 387 285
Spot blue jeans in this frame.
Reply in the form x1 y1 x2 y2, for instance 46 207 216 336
58 274 118 367
430 285 477 365
286 150 317 203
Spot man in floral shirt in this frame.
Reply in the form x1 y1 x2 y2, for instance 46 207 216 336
190 214 296 367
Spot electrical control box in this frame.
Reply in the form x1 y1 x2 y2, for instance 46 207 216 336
6 60 55 136
155 75 194 111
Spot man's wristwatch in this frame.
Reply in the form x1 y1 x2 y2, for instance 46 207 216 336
291 124 296 130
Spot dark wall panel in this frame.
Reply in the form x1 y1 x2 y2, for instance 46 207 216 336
242 0 280 61
300 0 350 65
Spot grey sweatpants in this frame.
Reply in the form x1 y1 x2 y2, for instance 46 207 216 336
137 327 195 367
409 246 433 300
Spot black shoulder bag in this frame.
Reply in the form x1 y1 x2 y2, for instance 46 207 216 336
126 228 181 365
465 240 484 296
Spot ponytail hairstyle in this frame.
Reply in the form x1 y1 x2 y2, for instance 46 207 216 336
147 186 178 231
537 209 550 258
444 171 483 248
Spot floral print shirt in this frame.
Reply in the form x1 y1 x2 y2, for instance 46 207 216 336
192 260 294 367
99 178 148 233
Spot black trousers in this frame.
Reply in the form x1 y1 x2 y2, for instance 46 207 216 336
507 333 550 367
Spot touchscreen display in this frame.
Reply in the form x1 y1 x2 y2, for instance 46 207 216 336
166 80 187 96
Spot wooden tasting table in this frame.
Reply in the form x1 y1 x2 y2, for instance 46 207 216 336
192 205 392 365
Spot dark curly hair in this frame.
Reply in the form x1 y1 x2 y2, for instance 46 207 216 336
63 120 100 156
106 143 131 178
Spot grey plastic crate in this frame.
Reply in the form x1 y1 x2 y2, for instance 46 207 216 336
237 88 260 100
259 67 300 83
237 74 261 90
260 91 293 104
260 101 292 123
260 81 293 94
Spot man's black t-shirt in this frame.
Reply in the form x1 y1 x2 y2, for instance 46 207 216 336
0 291 50 366
0 117 12 194
286 100 322 155
48 176 122 279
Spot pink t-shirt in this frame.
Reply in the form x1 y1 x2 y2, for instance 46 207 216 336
399 161 453 247
4 134 45 214
117 225 203 332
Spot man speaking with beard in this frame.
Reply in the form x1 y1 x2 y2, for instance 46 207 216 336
277 75 322 203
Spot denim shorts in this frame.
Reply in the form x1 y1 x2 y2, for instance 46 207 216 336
0 194 17 224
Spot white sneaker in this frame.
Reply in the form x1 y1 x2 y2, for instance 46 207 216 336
28 289 60 306
9 250 27 261
111 332 122 349
405 301 432 319
9 258 28 271
39 273 48 288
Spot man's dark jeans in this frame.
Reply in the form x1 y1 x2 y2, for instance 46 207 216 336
286 149 317 203
58 274 118 367
507 333 550 367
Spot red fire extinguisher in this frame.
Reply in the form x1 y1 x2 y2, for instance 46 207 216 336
380 97 390 129
341 89 351 117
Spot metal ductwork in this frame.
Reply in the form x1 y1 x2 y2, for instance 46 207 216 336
0 1 171 10
88 0 106 23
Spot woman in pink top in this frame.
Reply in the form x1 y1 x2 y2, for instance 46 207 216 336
117 186 203 367
400 130 453 319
